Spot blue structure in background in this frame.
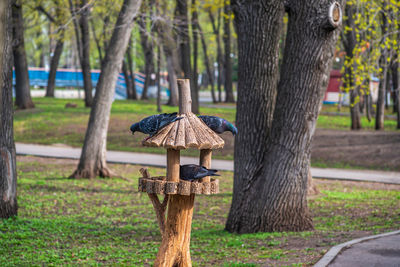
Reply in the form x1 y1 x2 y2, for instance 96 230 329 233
12 67 148 99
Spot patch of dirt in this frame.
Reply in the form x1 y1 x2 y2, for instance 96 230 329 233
311 129 400 171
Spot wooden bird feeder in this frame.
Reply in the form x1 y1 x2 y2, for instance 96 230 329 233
137 79 224 266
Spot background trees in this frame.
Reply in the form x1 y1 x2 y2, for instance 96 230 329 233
70 0 143 178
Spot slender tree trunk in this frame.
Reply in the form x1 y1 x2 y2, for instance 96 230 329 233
122 59 133 99
343 4 361 130
376 5 389 130
155 3 180 107
46 32 64 97
223 0 234 103
90 18 103 65
70 0 142 179
127 36 137 99
12 2 34 109
138 6 155 100
198 22 216 103
176 0 199 113
192 0 199 108
226 0 343 233
165 53 179 106
350 87 362 129
0 0 18 218
79 0 93 107
209 10 223 102
156 45 162 112
392 60 400 129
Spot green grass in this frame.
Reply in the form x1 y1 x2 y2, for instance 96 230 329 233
317 114 397 130
1 157 399 266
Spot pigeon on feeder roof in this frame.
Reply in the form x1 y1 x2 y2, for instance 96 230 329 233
142 113 225 150
130 112 182 137
198 115 238 135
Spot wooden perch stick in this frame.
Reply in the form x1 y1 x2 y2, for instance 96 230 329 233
140 168 169 235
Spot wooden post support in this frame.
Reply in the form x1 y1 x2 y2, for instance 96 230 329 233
199 149 212 183
167 149 180 183
154 78 195 267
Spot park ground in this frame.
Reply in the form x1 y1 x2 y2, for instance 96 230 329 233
2 97 399 266
0 156 399 266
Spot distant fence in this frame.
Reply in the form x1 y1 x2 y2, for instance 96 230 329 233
12 67 166 99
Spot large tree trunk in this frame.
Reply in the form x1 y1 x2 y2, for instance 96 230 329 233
226 0 342 233
79 0 93 107
0 0 18 218
138 8 155 100
343 4 361 130
223 0 234 103
46 32 64 97
225 0 283 232
12 2 34 109
70 0 142 179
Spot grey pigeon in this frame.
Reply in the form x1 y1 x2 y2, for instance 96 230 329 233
198 115 238 135
130 112 182 137
180 164 220 181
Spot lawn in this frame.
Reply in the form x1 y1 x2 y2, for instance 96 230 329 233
1 156 399 266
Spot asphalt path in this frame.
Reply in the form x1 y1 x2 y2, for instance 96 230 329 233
16 143 400 184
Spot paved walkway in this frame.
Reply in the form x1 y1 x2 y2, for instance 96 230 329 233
16 143 400 184
314 230 400 267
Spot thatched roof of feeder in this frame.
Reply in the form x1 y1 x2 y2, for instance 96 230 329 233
142 112 224 150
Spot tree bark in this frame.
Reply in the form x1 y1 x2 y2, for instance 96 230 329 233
223 0 235 103
0 0 18 218
46 32 64 97
70 0 142 179
226 0 342 233
12 1 34 109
